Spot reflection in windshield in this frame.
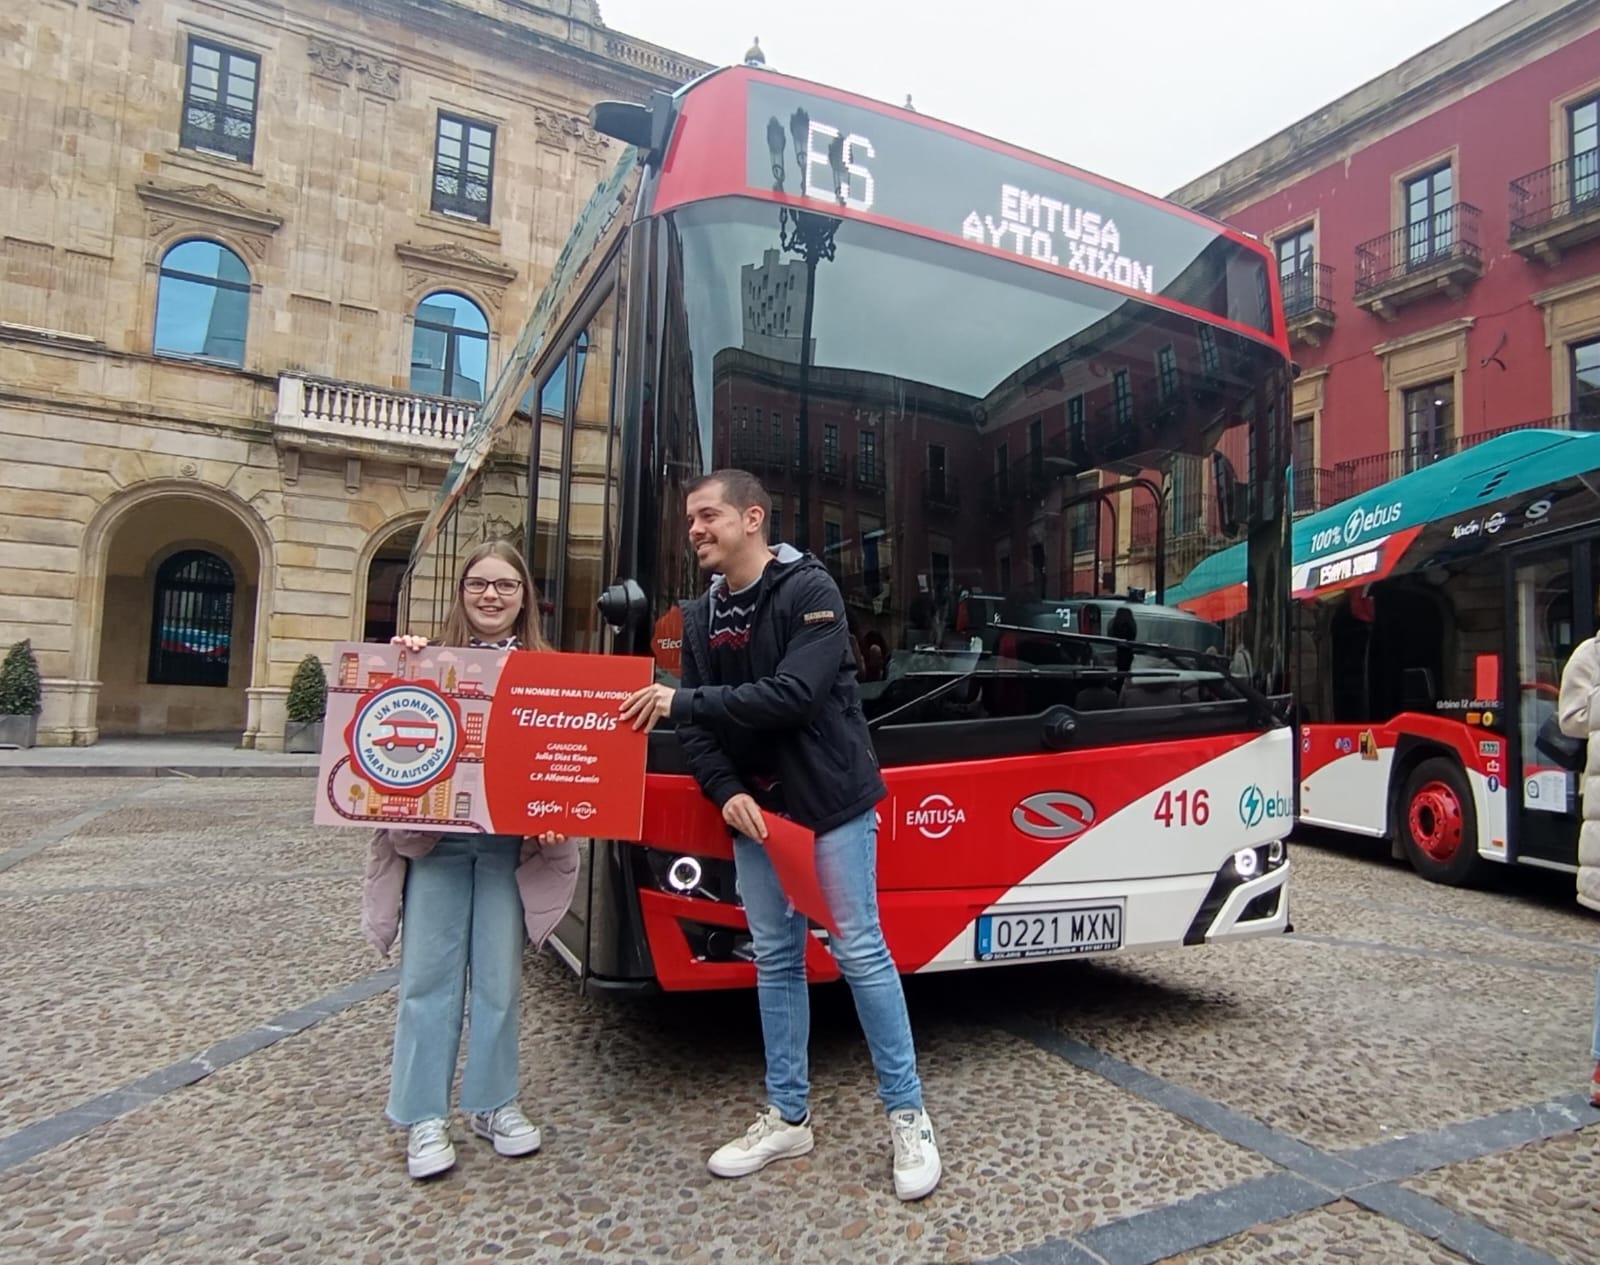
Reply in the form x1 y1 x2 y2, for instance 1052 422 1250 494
642 198 1289 722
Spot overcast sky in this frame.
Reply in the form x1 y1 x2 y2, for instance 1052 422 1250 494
599 0 1511 196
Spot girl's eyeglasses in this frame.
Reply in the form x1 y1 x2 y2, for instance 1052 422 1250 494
462 577 524 596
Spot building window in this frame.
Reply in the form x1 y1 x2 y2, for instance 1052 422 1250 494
1028 416 1044 480
993 441 1009 500
1276 225 1315 316
1113 369 1133 427
771 411 784 454
823 422 840 474
997 550 1012 595
432 113 495 223
1292 417 1315 512
1404 165 1454 266
927 442 948 500
858 429 877 482
1070 475 1096 555
149 550 234 687
1573 339 1600 421
1198 326 1219 377
769 506 783 544
823 519 844 573
1156 345 1180 401
153 240 251 366
1402 380 1454 470
1067 395 1085 457
1572 96 1599 205
410 291 489 401
181 38 259 163
861 516 884 597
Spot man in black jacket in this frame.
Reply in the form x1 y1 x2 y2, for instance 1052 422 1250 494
620 469 941 1201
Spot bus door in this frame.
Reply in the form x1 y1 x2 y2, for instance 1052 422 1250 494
1508 542 1589 867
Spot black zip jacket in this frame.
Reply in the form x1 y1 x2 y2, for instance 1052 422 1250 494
670 547 886 834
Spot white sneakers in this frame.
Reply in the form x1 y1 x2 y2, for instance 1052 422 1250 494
406 1117 456 1179
707 1106 816 1177
889 1108 942 1201
468 1103 543 1157
707 1105 942 1201
404 1103 542 1178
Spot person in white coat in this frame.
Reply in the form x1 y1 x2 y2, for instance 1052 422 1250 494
1556 632 1600 1108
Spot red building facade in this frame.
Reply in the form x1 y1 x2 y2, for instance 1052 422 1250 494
1172 0 1600 510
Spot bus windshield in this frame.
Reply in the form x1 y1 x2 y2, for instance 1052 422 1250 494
642 197 1290 724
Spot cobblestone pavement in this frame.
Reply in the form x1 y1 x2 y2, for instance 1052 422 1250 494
0 780 1596 1265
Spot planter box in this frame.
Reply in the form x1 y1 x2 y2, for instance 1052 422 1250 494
0 713 38 749
283 720 324 754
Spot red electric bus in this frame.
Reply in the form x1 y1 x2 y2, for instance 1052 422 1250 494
408 63 1298 991
1171 423 1600 886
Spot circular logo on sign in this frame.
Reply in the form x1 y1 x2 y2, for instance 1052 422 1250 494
345 681 463 795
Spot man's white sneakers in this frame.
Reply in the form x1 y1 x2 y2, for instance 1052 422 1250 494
708 1105 943 1200
405 1117 456 1179
707 1107 815 1177
890 1108 942 1201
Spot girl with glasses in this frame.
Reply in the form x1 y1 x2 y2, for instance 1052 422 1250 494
364 539 578 1178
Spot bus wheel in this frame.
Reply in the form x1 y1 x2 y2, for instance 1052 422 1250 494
1399 758 1483 886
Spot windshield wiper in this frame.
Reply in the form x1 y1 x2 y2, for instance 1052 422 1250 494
984 623 1284 727
867 663 1198 731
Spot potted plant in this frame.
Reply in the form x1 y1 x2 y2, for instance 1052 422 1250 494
284 654 328 753
0 639 42 749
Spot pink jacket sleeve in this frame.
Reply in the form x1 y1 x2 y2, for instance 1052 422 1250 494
361 830 442 957
516 837 581 949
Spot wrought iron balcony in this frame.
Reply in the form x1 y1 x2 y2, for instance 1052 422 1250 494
1353 204 1483 319
854 457 886 494
274 374 475 455
1280 264 1337 347
1291 466 1341 516
1328 412 1600 502
1509 153 1600 264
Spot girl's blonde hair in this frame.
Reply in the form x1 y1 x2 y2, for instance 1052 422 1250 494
436 539 551 651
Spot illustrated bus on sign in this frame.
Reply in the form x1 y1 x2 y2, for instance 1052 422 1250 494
406 62 1298 992
378 716 440 753
1169 424 1600 887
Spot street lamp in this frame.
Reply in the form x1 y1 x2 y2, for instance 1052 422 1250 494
766 109 847 552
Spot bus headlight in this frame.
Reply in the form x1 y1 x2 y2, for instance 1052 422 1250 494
1266 839 1285 867
667 856 703 893
1232 847 1260 879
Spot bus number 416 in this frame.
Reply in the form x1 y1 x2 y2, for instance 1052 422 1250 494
1154 789 1209 827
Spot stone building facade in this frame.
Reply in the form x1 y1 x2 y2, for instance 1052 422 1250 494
0 0 705 746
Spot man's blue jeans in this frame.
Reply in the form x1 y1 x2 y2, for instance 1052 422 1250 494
734 806 923 1122
386 835 524 1125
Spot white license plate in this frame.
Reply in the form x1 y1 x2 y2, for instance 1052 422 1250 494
974 904 1123 961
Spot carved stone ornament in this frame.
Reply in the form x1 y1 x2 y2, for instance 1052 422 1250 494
533 106 610 158
135 181 284 255
87 0 139 16
306 37 400 99
395 241 518 300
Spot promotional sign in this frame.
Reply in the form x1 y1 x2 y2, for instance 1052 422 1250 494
315 644 651 839
761 816 839 936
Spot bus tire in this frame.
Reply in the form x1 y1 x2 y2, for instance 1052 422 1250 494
1398 757 1484 886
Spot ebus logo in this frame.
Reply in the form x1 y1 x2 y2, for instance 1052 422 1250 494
1312 501 1402 554
1238 785 1291 828
347 681 462 796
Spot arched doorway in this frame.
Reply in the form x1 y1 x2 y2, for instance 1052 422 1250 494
91 492 265 740
363 523 420 643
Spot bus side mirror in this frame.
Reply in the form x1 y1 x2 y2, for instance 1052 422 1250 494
597 578 649 632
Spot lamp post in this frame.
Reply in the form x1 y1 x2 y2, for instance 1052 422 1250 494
767 108 846 553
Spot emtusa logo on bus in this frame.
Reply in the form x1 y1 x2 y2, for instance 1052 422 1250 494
346 681 463 796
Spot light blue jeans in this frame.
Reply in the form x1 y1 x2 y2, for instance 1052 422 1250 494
386 835 524 1125
734 807 923 1122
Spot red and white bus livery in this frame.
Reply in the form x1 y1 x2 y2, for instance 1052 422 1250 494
408 63 1297 991
1173 425 1600 886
